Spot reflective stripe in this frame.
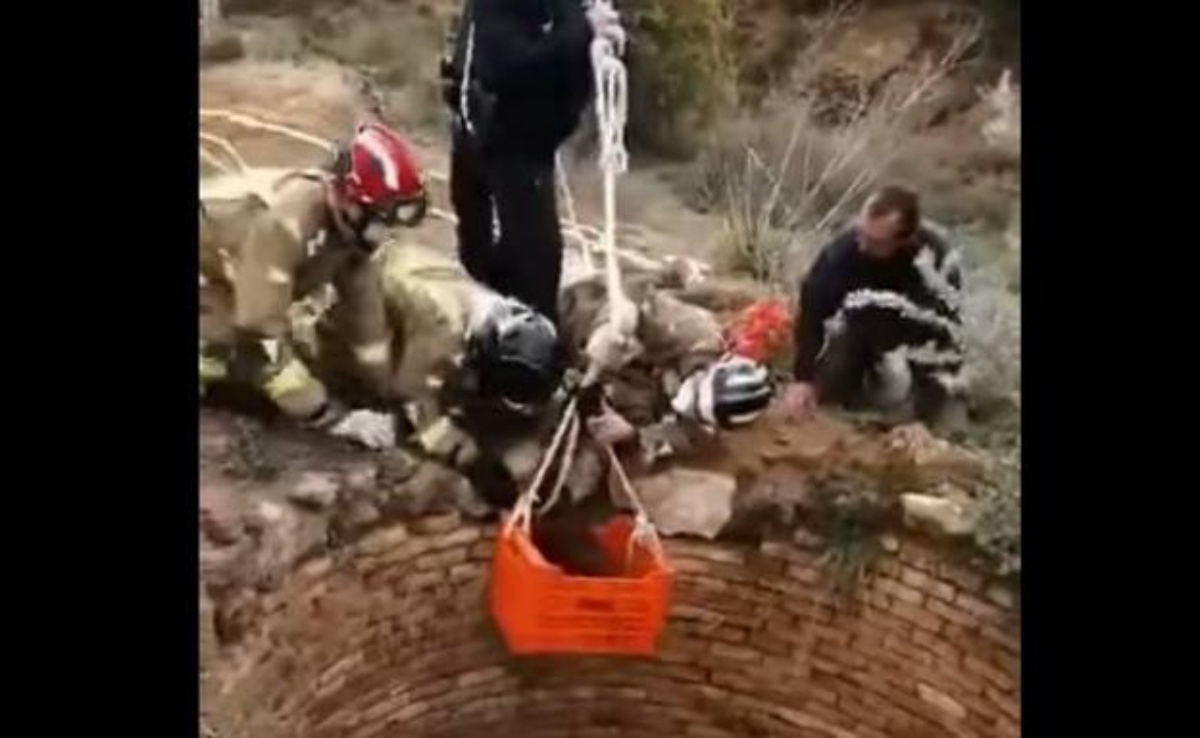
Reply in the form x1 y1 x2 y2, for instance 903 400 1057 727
266 267 292 286
354 340 391 366
261 338 281 365
417 416 455 453
264 359 317 400
200 355 228 382
218 249 237 282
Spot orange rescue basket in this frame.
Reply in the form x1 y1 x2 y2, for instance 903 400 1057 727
490 512 673 655
488 395 674 656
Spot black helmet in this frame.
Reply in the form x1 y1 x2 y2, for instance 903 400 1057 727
465 298 561 411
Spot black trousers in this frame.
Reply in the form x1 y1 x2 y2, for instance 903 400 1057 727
450 127 564 326
814 319 954 425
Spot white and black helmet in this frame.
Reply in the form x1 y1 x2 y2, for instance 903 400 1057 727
671 356 773 429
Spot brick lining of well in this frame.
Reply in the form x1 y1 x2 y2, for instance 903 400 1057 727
201 513 1019 738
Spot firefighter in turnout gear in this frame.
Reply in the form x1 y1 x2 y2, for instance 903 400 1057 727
199 122 429 449
293 238 561 505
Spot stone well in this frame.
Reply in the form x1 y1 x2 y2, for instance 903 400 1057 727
200 413 1019 738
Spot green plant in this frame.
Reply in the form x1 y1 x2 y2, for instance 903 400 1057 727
971 438 1020 576
685 3 984 286
809 475 895 601
623 0 739 158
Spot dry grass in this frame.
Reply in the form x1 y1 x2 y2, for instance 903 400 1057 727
624 0 740 158
302 3 449 131
682 2 986 285
678 7 1021 551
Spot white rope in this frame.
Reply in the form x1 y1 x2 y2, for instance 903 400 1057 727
199 145 234 175
555 153 596 273
591 18 630 301
536 405 582 516
504 395 580 536
581 4 640 383
199 132 249 173
601 441 662 568
199 109 337 154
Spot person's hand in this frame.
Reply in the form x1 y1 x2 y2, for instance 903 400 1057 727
586 2 626 51
586 1 620 33
328 409 397 450
776 381 818 423
597 23 626 52
586 405 637 447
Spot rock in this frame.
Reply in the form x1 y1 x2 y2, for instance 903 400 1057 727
377 449 418 489
901 493 977 538
341 463 379 500
636 468 737 539
200 541 252 595
885 423 986 490
200 30 245 65
501 440 543 489
986 582 1016 610
398 464 474 517
638 419 695 464
454 486 493 521
241 500 281 535
734 477 808 524
200 482 245 546
793 528 826 551
213 589 261 646
288 472 339 510
880 534 900 553
253 504 306 592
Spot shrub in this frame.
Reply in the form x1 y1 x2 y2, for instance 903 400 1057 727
623 0 740 158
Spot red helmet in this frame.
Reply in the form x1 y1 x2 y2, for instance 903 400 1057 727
340 123 427 226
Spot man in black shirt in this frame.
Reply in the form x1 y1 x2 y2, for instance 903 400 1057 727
778 186 967 430
441 0 625 326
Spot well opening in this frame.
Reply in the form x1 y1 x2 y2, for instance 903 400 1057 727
202 515 1018 738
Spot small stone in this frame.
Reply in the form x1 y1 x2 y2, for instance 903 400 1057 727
340 500 381 531
200 483 244 546
880 534 900 553
213 589 260 646
986 582 1016 610
637 468 736 539
258 501 284 524
793 529 826 550
901 493 976 538
341 463 379 498
501 440 543 487
377 450 418 489
391 463 473 518
454 486 493 521
288 473 339 510
200 542 250 595
200 30 245 65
